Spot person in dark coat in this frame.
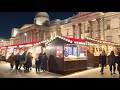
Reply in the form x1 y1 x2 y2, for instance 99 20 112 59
108 51 117 75
99 51 107 74
41 52 48 72
35 53 42 73
14 53 21 71
24 52 33 72
116 51 120 78
38 53 42 71
8 53 15 69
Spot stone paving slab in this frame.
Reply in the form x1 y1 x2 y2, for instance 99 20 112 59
0 61 119 78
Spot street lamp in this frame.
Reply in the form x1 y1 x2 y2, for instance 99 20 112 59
24 33 27 43
1 40 4 42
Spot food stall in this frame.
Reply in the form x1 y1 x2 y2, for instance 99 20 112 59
85 37 119 67
0 46 7 61
45 36 88 74
15 40 46 65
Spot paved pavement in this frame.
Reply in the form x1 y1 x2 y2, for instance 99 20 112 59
0 61 119 78
0 61 63 78
60 65 119 78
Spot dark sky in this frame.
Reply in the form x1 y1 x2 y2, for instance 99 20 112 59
0 12 75 39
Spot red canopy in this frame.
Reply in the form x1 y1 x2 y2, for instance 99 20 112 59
63 36 86 43
0 40 43 48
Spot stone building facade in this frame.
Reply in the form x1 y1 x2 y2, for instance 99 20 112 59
3 12 120 47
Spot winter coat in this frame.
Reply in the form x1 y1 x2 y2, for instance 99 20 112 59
35 54 42 67
108 55 116 66
38 55 42 65
41 55 48 70
99 54 106 65
116 56 120 71
25 55 33 68
14 55 21 65
21 51 27 61
8 54 15 65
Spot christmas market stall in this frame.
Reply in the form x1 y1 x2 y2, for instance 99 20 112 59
0 46 7 61
45 36 88 74
85 37 120 67
2 40 47 64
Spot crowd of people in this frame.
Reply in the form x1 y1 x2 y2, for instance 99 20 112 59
7 51 48 73
99 50 120 78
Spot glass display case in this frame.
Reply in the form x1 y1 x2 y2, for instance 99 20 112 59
64 44 87 60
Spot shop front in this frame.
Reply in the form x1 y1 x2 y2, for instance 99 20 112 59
0 46 7 61
16 40 46 66
46 36 88 74
85 37 120 67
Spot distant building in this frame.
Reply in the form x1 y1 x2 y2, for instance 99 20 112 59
0 38 10 46
1 12 120 47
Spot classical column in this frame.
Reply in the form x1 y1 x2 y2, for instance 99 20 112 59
96 18 101 39
32 31 34 42
72 25 75 38
88 21 92 38
83 22 85 39
78 23 82 39
101 17 105 40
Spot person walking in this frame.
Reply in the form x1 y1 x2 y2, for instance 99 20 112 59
14 53 21 71
0 53 2 62
108 51 117 75
116 51 120 78
19 51 28 70
8 53 15 69
35 53 42 73
99 51 107 74
24 52 33 72
41 52 48 72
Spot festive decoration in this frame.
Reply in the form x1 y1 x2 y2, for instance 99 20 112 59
0 40 48 49
85 37 120 47
45 35 87 46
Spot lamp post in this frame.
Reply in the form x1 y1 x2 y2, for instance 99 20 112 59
24 33 27 43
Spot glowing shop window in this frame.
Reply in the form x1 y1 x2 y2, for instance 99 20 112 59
35 47 41 54
79 46 87 57
64 45 77 58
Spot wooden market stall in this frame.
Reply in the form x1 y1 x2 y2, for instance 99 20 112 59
45 36 88 74
85 37 120 67
0 46 7 61
0 40 47 64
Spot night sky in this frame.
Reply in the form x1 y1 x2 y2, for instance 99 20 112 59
0 12 75 39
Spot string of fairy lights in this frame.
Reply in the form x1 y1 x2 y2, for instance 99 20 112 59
85 37 120 47
0 36 120 49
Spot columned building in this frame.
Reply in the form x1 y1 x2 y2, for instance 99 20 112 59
0 38 10 46
1 12 120 47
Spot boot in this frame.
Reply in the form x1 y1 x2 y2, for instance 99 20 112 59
111 72 112 75
113 71 116 74
101 72 104 74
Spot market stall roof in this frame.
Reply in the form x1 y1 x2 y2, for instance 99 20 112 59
46 35 87 45
85 37 120 46
0 40 48 49
63 36 86 42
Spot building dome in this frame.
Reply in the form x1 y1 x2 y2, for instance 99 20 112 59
34 12 50 26
36 12 49 18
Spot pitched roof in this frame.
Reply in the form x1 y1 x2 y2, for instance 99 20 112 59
20 24 34 30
